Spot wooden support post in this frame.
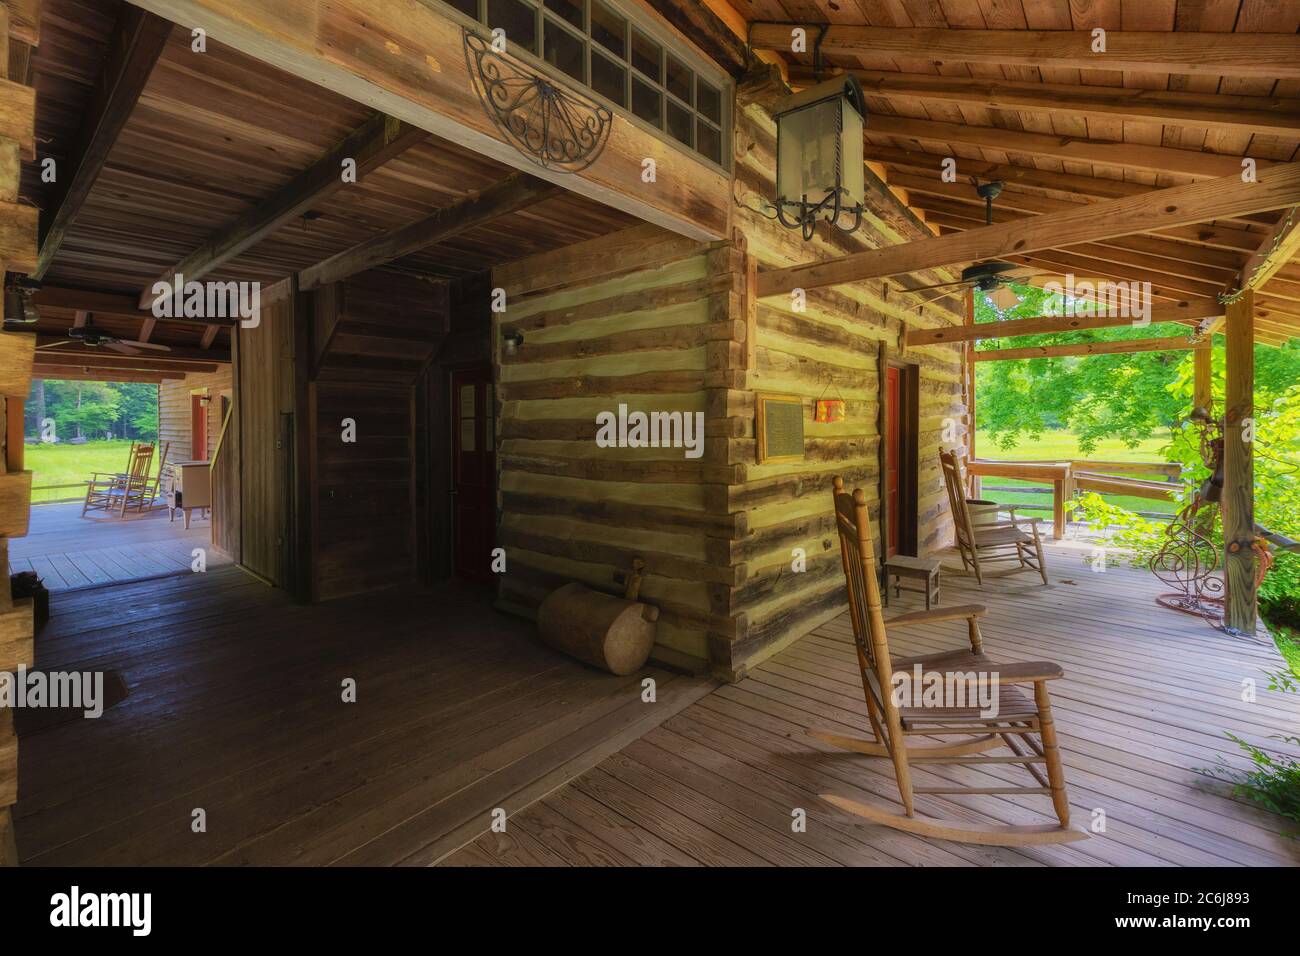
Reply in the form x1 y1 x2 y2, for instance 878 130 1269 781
963 288 980 498
1193 345 1213 413
1222 290 1256 635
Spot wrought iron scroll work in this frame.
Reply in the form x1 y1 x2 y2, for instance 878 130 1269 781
463 29 612 173
1150 417 1226 626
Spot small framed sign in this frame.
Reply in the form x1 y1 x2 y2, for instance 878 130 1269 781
756 393 805 464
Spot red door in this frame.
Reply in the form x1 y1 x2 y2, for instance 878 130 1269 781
452 368 496 583
191 395 208 460
885 366 901 558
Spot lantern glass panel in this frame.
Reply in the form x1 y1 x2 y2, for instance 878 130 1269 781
777 95 865 223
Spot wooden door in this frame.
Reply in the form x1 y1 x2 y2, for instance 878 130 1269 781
451 367 496 583
191 394 208 460
885 365 901 558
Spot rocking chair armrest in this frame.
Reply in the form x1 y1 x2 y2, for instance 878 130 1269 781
969 661 1064 684
885 604 987 628
1004 508 1040 524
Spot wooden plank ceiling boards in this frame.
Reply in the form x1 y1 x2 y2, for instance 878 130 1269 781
13 0 642 380
706 0 1300 346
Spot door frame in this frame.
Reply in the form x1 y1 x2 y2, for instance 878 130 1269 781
878 346 921 558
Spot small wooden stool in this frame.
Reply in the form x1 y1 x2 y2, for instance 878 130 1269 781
883 555 941 609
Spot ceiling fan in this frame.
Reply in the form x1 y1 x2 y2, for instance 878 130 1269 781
37 318 173 356
894 181 1055 310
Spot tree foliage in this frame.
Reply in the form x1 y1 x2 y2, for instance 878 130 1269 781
23 379 158 442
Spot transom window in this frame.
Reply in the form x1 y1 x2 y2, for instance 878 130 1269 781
440 0 729 168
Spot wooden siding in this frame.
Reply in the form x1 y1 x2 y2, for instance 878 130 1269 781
234 294 295 585
158 367 231 466
709 94 966 678
308 271 445 601
493 224 731 668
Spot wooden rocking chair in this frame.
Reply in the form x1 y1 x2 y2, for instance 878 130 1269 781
810 476 1087 846
940 449 1048 585
82 443 155 518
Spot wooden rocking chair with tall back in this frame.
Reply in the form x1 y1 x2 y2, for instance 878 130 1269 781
940 449 1048 585
82 442 155 518
810 476 1086 846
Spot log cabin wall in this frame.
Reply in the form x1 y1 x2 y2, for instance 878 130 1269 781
491 223 736 671
713 84 966 679
307 271 447 602
158 368 231 466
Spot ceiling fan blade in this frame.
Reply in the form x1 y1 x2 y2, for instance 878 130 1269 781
917 286 968 307
105 341 141 355
129 340 172 351
36 340 73 350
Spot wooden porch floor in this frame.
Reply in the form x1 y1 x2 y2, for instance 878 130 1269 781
14 568 713 865
8 502 230 592
445 542 1300 867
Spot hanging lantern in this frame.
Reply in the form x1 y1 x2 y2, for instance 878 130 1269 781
773 75 868 240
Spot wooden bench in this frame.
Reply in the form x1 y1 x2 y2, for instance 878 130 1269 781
883 554 941 609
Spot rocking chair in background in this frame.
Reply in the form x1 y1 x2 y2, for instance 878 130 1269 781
940 449 1048 585
810 476 1086 846
82 442 155 518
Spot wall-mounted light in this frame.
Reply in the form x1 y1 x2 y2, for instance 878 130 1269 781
502 330 524 356
773 75 868 241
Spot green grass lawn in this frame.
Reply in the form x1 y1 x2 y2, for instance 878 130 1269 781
974 429 1179 516
24 440 154 504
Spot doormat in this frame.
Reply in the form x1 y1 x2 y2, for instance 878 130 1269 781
12 670 129 736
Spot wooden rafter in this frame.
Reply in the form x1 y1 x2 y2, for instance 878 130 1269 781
33 286 237 329
1237 207 1300 295
30 367 176 383
973 336 1209 362
31 6 172 279
298 173 560 292
748 24 1300 78
793 67 1300 137
865 115 1250 180
757 162 1300 299
138 113 428 310
33 337 230 364
906 300 1221 347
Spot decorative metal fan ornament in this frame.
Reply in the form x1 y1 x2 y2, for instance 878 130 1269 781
463 29 612 173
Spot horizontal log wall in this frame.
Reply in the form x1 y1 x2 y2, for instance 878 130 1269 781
158 368 231 466
715 90 967 678
493 223 733 669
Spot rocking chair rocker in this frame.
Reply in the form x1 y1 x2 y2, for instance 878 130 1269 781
811 476 1087 846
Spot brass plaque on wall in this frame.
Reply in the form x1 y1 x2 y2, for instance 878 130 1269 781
756 394 805 464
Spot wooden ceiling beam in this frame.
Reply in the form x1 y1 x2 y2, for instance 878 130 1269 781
907 300 1220 346
1237 208 1300 295
138 113 428 310
865 115 1251 180
298 172 561 292
974 336 1209 362
31 352 221 373
31 7 172 280
33 286 238 329
757 161 1300 298
794 66 1300 137
749 24 1300 78
31 367 176 383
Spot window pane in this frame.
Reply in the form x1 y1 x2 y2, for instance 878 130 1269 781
667 98 692 147
591 1 625 58
631 30 661 81
544 19 585 82
460 418 477 452
631 76 661 127
666 55 692 104
544 0 583 29
697 79 721 123
460 384 476 415
696 119 721 164
591 51 627 107
488 0 537 54
447 0 479 17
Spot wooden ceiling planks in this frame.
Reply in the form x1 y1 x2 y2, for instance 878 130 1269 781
712 0 1300 341
17 0 636 369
